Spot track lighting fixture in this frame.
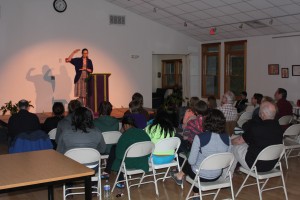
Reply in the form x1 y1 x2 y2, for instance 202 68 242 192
239 23 243 29
269 18 273 25
153 7 157 13
184 21 187 27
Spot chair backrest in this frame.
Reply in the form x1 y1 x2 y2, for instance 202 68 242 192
278 115 293 125
48 128 57 140
199 152 234 171
237 111 253 127
102 131 122 144
65 148 101 167
125 141 154 158
256 144 284 161
154 137 181 153
283 124 300 137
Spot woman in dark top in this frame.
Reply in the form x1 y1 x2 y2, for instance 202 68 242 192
65 48 93 106
42 102 65 134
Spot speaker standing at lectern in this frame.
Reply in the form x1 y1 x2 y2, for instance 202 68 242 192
65 48 93 106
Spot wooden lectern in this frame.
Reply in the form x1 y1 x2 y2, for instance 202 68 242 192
87 73 111 113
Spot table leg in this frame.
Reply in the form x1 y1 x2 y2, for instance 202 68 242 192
85 176 92 200
48 185 54 200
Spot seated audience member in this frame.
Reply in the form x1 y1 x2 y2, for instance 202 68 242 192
183 100 208 145
251 93 263 121
207 95 217 110
8 99 40 143
231 101 283 173
56 107 106 154
144 110 176 164
55 99 82 143
124 92 150 121
274 88 293 119
171 109 231 196
94 101 119 132
102 116 151 185
182 97 200 129
217 91 238 122
124 100 147 129
42 102 65 134
235 91 248 113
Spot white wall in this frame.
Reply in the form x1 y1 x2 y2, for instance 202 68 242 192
0 0 199 113
200 33 300 104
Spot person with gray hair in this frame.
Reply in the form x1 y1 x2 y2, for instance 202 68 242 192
230 101 283 173
217 91 238 121
8 99 41 143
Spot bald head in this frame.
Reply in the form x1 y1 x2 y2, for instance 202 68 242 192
259 101 276 120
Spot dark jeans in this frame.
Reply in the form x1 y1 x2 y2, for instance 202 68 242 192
104 144 124 181
182 162 220 193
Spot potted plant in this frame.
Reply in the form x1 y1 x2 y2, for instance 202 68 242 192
0 101 33 115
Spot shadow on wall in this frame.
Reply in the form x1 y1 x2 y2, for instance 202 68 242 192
26 65 72 112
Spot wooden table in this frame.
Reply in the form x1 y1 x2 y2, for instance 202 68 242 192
0 150 94 200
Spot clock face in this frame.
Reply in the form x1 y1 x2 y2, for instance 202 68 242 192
53 0 67 13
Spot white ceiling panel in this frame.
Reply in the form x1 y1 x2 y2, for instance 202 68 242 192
105 0 300 41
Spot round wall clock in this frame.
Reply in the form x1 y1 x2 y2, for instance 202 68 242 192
53 0 67 13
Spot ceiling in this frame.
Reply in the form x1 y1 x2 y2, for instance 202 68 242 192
104 0 300 42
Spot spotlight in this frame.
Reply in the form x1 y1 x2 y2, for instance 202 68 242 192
239 23 243 29
269 18 273 25
153 7 157 13
184 21 187 27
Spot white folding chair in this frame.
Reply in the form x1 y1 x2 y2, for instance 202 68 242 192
283 124 300 169
185 152 235 200
237 111 253 127
111 141 155 200
235 144 288 200
179 152 188 170
101 131 122 168
278 115 293 126
63 148 101 200
150 137 182 195
48 128 57 140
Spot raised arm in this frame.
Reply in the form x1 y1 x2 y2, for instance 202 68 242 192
65 49 80 63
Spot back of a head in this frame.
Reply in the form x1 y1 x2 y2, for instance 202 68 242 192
132 92 143 106
241 91 247 98
224 91 235 104
277 88 287 99
72 107 94 132
52 102 65 116
203 109 226 134
189 96 200 108
68 99 82 114
98 101 112 116
151 109 174 134
122 115 136 128
207 95 217 109
259 102 276 120
129 100 141 114
18 99 29 110
262 96 275 103
193 100 208 116
253 93 263 104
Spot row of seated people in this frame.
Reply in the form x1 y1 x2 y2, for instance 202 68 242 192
6 89 292 198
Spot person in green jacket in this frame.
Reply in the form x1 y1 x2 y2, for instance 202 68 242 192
93 101 119 132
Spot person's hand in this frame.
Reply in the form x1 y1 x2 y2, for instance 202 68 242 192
73 49 80 54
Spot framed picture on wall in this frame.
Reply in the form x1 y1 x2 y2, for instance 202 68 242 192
281 68 289 78
292 65 300 76
268 64 279 75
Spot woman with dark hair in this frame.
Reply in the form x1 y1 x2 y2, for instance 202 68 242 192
94 101 119 132
56 107 106 154
144 110 176 164
42 102 65 134
124 92 150 121
65 48 93 106
171 109 231 197
207 95 217 110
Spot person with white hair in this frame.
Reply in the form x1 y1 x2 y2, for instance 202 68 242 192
230 101 283 173
217 91 238 121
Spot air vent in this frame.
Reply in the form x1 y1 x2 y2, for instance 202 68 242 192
245 20 268 28
109 15 125 25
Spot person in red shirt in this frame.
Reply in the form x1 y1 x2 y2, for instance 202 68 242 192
274 88 293 119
